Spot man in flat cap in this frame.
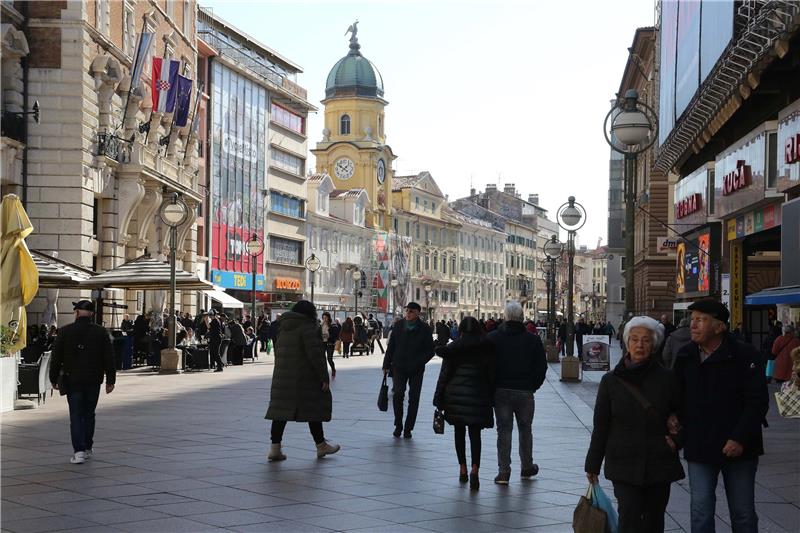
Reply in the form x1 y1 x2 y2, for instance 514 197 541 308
382 302 435 438
672 298 768 533
49 300 116 465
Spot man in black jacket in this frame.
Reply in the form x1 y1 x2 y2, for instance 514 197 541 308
49 301 116 465
489 301 548 485
382 302 435 438
673 299 768 533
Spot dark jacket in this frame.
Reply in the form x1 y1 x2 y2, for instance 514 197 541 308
257 320 270 341
662 325 691 369
49 317 116 386
585 357 685 486
673 334 769 465
435 322 451 346
382 319 435 375
268 319 281 345
433 336 495 428
208 317 222 344
228 321 247 347
265 311 332 422
488 321 547 392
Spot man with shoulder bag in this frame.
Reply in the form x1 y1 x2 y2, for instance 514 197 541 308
49 301 116 465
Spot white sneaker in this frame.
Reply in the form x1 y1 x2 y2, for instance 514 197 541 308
85 449 93 459
70 451 86 464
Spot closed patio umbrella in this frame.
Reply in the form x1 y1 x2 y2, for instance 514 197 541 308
1 194 39 353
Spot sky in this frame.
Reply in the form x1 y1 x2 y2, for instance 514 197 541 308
202 0 656 246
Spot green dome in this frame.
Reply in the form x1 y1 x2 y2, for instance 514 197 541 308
325 34 384 99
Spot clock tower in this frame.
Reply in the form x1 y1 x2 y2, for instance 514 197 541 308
311 23 396 231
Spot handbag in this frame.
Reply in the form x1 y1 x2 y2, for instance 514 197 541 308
377 375 389 412
335 339 342 354
433 408 445 434
775 382 800 418
573 484 607 533
56 369 69 396
591 482 619 533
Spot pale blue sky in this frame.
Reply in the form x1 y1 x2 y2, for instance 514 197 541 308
202 0 656 245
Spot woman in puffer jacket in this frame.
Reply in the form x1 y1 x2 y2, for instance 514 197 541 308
433 317 495 490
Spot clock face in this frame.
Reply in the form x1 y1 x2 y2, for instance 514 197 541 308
377 159 386 184
334 158 355 180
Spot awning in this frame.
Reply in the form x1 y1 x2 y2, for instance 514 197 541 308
31 250 94 287
745 286 800 306
203 287 244 309
81 254 213 290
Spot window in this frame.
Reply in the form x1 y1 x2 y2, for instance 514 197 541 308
432 202 436 212
317 190 329 212
270 149 304 175
270 191 304 218
424 254 430 270
354 206 365 226
271 103 304 134
393 218 399 233
442 255 447 273
415 253 421 272
620 287 626 301
269 237 302 265
451 291 457 303
416 287 421 300
442 291 448 303
405 221 410 236
165 0 174 18
424 225 429 241
182 0 192 36
621 257 626 271
432 252 438 271
415 223 420 239
424 199 428 211
123 1 135 56
96 0 109 35
340 114 350 135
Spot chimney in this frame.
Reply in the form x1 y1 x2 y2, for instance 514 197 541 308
504 183 516 196
528 194 539 205
486 184 497 191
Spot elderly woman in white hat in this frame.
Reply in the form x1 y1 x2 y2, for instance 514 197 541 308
585 316 684 533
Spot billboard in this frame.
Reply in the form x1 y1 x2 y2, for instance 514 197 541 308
777 98 800 193
581 335 610 372
676 229 712 295
713 125 769 218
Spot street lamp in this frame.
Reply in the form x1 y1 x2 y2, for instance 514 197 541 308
159 191 188 374
603 89 657 316
390 278 399 318
543 235 563 361
584 295 590 317
305 253 321 305
557 196 586 382
424 282 432 323
352 269 362 316
246 234 264 321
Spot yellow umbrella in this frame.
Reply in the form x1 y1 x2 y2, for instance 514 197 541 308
1 194 39 353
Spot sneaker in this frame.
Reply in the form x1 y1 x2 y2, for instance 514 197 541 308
494 472 510 485
520 465 539 478
316 440 341 458
85 449 93 460
70 451 86 464
267 443 286 462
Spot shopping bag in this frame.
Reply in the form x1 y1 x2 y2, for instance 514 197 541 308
765 359 775 378
591 482 619 533
266 339 272 355
335 339 342 354
573 484 607 533
377 375 389 412
775 382 800 418
433 409 445 434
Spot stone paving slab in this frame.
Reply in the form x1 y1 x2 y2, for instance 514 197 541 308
2 347 798 532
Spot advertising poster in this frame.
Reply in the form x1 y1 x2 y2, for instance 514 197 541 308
697 232 711 292
581 335 610 371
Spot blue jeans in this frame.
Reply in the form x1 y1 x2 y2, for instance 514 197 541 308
494 388 535 474
688 459 759 533
66 383 101 453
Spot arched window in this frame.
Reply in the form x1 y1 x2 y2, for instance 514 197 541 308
340 114 351 135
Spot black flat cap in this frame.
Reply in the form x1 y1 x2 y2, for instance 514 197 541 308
405 302 421 311
688 298 729 323
72 300 95 312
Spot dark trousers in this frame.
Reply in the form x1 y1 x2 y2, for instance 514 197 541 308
259 338 268 352
230 344 244 365
343 341 351 358
612 481 671 533
370 336 384 354
270 420 325 444
66 383 102 453
392 368 424 433
209 340 222 370
324 342 336 373
454 424 482 467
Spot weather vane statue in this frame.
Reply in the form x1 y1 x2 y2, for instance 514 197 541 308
345 20 359 45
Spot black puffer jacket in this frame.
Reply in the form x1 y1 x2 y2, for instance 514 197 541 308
433 337 495 428
49 317 116 387
585 356 685 486
265 312 331 422
382 319 435 375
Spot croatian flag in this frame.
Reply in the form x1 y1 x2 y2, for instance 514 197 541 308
151 57 180 113
173 75 193 127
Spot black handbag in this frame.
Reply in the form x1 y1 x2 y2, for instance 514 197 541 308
433 408 445 434
57 370 69 396
377 375 389 412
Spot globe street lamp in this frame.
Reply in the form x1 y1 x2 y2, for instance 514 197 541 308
246 234 264 321
159 191 188 374
603 89 657 316
557 196 587 382
543 234 563 362
305 253 321 305
352 269 362 317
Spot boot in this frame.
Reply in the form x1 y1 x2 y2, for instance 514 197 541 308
315 440 341 458
267 443 286 462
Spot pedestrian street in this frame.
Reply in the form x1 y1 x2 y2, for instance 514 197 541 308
2 348 798 533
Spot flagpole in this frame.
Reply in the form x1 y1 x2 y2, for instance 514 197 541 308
141 41 170 136
181 81 204 166
120 22 145 134
159 73 191 152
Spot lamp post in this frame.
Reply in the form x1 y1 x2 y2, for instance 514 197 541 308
604 89 657 317
246 234 264 321
352 269 362 316
159 192 188 374
603 297 608 321
584 295 590 317
476 289 481 319
390 278 399 319
557 196 587 382
305 253 321 305
424 282 432 323
543 234 563 362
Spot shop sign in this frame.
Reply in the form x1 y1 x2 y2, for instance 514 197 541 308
714 124 770 218
676 193 702 218
673 164 710 229
725 203 782 241
211 269 265 291
777 97 800 192
721 160 751 195
274 277 301 290
730 241 743 329
657 236 680 253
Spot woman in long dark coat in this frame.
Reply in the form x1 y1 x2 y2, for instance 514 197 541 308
433 317 495 490
265 301 340 461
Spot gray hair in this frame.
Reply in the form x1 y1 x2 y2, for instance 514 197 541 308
622 316 665 352
678 317 691 328
504 301 524 322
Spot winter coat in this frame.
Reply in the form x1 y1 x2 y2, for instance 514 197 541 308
585 356 685 486
265 311 332 422
771 334 800 382
257 320 270 341
435 322 450 345
228 321 247 347
488 321 548 392
673 334 769 465
382 319 435 375
662 325 692 369
340 321 354 343
433 337 495 428
49 317 116 387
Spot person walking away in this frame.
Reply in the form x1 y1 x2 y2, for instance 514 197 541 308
340 317 354 358
435 320 451 348
208 311 224 372
257 317 271 353
228 317 247 365
265 301 340 461
489 301 548 484
557 320 567 356
661 314 677 339
382 302 435 438
433 317 495 490
673 299 769 533
368 314 385 354
321 312 338 378
49 301 116 464
662 317 692 369
771 325 800 384
585 316 684 532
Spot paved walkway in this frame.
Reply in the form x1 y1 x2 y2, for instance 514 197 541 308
2 348 798 532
